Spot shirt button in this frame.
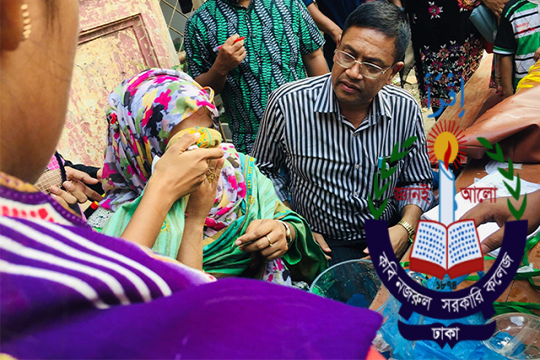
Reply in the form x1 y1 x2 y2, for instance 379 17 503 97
355 164 360 169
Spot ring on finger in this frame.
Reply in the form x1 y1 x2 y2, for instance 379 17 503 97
266 235 274 247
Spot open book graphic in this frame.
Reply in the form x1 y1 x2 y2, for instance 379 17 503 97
410 219 483 280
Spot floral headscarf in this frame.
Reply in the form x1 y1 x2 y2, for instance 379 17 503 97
100 69 219 211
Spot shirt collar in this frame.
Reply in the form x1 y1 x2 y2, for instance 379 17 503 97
314 74 339 114
372 86 393 121
315 75 393 126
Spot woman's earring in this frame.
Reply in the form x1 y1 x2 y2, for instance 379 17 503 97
21 3 31 40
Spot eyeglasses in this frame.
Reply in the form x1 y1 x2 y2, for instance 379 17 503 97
334 50 392 79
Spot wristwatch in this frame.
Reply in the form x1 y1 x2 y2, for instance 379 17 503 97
278 220 293 247
397 220 415 242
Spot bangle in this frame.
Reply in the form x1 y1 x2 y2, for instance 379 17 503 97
277 220 293 246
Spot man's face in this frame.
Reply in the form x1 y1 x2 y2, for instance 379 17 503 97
331 27 403 109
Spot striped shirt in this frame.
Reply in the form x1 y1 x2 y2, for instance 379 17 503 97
251 74 433 243
184 0 324 153
494 0 540 89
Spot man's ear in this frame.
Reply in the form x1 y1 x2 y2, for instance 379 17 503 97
0 0 25 51
386 61 404 85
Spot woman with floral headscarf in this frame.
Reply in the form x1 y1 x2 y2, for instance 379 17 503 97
96 69 327 284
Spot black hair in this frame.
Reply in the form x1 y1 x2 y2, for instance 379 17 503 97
343 1 411 63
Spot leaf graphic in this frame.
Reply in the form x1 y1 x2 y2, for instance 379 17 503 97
498 158 514 181
390 136 417 164
373 172 390 200
503 173 521 200
477 137 493 150
509 193 527 221
380 159 397 180
486 143 504 163
478 140 527 223
402 136 417 149
368 194 387 220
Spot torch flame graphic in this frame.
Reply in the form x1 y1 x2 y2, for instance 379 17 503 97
444 141 452 170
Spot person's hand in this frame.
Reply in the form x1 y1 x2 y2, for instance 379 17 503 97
461 192 540 253
363 225 409 259
49 167 103 207
329 26 342 45
215 34 246 75
185 158 224 222
149 133 225 205
313 232 332 260
482 0 509 18
65 166 100 187
534 47 540 62
235 219 288 261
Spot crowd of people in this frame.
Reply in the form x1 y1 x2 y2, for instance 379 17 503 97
2 0 540 357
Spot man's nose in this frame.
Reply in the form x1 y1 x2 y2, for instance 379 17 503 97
346 62 364 80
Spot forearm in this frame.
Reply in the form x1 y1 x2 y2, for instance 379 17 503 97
194 65 228 94
500 55 514 97
120 180 175 249
302 49 328 76
306 4 341 38
177 218 204 270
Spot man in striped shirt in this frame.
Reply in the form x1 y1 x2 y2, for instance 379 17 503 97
252 2 433 265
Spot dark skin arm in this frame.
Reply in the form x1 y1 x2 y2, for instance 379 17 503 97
302 48 329 76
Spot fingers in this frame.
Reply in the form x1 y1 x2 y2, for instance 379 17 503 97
62 181 88 203
232 39 245 51
225 34 240 45
196 147 225 161
235 219 266 245
51 193 70 208
66 167 99 185
313 232 331 253
50 185 77 206
207 157 225 177
481 227 505 254
461 203 496 227
168 133 201 154
210 158 225 182
259 231 285 257
242 229 286 259
84 186 103 202
266 246 286 261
